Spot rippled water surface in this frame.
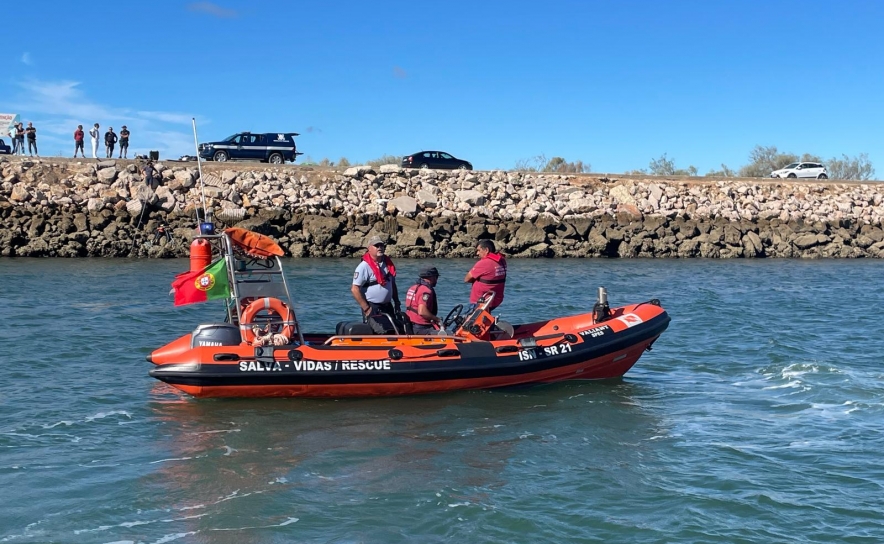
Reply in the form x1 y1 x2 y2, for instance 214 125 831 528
1 258 883 543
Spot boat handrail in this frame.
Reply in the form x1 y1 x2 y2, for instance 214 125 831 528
322 334 464 346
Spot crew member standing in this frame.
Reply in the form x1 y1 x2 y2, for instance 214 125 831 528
464 239 507 311
89 123 100 158
25 122 37 156
351 235 400 319
119 125 130 158
405 266 442 335
73 125 86 157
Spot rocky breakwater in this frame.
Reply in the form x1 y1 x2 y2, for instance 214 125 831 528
2 156 884 259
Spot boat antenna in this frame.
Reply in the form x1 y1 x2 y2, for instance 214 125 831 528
191 117 209 223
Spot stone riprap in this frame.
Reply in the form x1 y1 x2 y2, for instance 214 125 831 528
2 156 884 258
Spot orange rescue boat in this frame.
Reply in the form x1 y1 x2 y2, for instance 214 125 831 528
148 229 670 398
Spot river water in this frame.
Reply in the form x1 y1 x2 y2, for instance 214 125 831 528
1 257 882 543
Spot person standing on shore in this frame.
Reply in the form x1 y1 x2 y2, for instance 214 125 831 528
118 126 130 159
89 123 100 158
7 124 17 155
142 159 158 189
14 123 25 155
463 239 507 311
25 122 37 156
104 127 117 158
73 125 86 157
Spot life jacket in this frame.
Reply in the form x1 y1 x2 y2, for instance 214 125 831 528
405 279 437 325
361 253 396 287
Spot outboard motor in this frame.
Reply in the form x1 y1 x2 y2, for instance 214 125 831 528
592 286 611 323
191 323 241 348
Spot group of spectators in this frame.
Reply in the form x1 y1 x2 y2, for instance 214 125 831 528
5 122 38 156
4 121 133 160
351 238 507 335
73 123 131 159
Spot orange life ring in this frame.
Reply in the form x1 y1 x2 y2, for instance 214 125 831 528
240 297 295 344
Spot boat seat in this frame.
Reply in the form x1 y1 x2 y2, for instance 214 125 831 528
367 314 399 335
336 321 375 336
490 320 514 340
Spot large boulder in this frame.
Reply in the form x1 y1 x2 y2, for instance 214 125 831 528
455 189 486 206
97 167 117 183
389 195 417 215
302 215 342 245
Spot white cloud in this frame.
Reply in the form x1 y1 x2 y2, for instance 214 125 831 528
21 52 32 65
9 79 208 159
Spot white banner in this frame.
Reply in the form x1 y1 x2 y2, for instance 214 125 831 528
0 113 19 137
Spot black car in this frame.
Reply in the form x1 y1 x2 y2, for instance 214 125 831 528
401 151 472 170
199 132 302 164
0 138 11 155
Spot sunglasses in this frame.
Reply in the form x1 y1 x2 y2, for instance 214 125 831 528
373 243 386 248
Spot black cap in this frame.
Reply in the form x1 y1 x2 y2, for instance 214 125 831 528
419 266 439 278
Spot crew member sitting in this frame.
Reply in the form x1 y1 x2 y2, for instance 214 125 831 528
405 266 442 335
351 235 401 320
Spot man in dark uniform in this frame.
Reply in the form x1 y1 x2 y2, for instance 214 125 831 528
14 123 25 155
119 125 130 158
104 127 117 158
25 122 37 156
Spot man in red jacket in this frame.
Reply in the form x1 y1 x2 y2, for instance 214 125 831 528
73 125 86 158
464 239 507 311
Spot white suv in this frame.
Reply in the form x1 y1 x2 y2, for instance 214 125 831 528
770 162 828 179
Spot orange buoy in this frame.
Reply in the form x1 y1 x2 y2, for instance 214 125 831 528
190 238 213 271
239 297 295 345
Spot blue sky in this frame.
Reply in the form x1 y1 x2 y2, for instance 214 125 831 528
2 0 882 175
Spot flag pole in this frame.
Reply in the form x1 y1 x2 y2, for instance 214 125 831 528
191 118 208 222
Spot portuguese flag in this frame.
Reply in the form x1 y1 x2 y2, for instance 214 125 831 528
171 258 231 306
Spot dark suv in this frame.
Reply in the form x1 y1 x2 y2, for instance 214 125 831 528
0 138 11 155
199 132 302 164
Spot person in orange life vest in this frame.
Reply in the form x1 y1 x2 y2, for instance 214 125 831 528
351 235 401 320
405 266 442 335
464 239 507 311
